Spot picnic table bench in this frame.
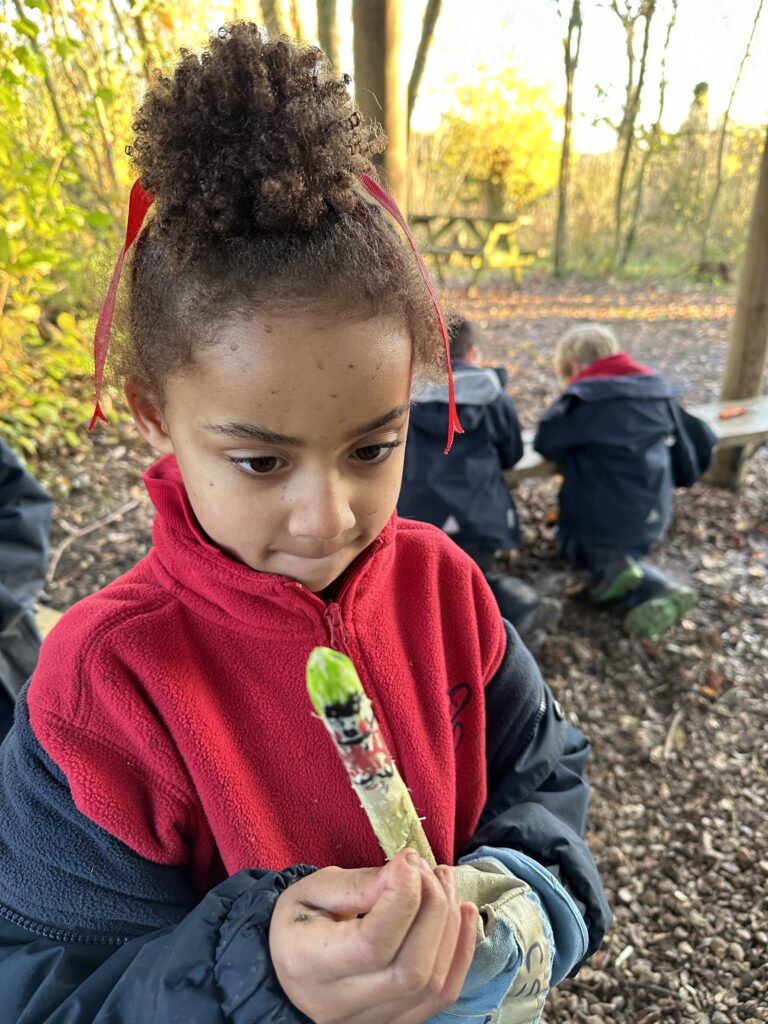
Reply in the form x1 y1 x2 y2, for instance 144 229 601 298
409 213 535 294
503 395 768 486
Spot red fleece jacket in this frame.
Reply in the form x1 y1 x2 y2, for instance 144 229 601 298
28 457 505 892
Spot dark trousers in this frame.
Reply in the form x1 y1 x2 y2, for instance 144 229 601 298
0 611 42 742
457 541 540 628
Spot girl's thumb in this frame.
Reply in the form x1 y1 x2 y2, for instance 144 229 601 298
299 849 419 920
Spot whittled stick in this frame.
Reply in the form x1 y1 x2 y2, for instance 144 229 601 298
306 646 436 867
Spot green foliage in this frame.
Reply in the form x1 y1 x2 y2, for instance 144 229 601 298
0 1 145 460
0 1 249 464
410 68 560 216
0 309 95 456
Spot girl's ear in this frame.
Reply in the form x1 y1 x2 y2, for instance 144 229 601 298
125 378 175 455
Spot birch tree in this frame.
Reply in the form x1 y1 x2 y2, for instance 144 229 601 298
553 0 583 277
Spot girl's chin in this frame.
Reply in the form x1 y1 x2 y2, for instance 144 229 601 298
267 552 356 593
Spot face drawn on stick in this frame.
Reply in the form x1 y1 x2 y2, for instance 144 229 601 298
326 692 395 788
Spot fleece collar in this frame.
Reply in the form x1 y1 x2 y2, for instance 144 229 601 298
143 455 395 634
569 352 653 383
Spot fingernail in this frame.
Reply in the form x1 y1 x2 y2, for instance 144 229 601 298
404 850 419 866
419 857 432 875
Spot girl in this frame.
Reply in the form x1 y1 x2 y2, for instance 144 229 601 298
0 25 609 1023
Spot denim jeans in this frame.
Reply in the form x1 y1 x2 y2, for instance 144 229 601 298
427 847 589 1024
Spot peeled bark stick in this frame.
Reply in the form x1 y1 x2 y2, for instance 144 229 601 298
306 646 437 867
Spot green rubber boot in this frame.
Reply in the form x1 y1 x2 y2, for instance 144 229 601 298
623 586 699 640
590 562 645 605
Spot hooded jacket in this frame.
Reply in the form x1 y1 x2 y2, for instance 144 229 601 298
534 353 690 551
0 456 610 1021
399 362 524 551
0 439 52 733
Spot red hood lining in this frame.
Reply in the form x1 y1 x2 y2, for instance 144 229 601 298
569 352 653 383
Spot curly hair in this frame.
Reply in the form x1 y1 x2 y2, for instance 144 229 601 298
111 23 439 400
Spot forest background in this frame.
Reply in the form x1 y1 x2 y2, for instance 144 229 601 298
1 0 767 458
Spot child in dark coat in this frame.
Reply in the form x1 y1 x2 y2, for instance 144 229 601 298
399 317 561 641
534 324 716 639
0 439 52 739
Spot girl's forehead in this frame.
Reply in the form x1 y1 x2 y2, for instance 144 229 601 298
169 311 413 440
217 310 411 366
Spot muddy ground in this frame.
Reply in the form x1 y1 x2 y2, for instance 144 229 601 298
34 280 767 1024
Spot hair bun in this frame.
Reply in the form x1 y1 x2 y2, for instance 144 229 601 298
130 22 384 269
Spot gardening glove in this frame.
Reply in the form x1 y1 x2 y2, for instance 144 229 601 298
427 847 590 1024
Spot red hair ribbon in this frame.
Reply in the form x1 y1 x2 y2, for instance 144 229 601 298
358 173 463 455
88 179 155 431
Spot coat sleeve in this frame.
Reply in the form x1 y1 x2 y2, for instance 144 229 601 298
0 691 315 1024
0 442 53 704
533 394 593 462
668 402 718 487
490 394 525 470
463 623 611 962
0 440 53 630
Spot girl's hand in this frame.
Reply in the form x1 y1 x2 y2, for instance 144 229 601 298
269 848 478 1024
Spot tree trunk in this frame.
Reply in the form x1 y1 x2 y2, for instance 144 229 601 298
288 0 304 39
260 0 288 36
611 0 655 272
353 0 407 212
619 0 677 268
407 0 441 127
698 0 764 268
317 0 339 70
553 0 582 278
708 125 768 488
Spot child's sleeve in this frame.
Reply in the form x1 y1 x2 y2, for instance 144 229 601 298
490 394 525 469
0 439 52 634
463 622 611 967
0 690 314 1024
533 394 583 462
668 401 718 486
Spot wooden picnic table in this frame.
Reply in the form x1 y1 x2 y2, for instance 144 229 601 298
503 395 768 485
409 212 534 293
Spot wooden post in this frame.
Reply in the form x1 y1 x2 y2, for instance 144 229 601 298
708 123 768 488
352 0 407 212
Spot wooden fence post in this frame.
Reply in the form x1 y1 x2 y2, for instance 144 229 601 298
708 124 768 488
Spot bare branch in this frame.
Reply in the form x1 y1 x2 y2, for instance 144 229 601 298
699 0 765 264
408 0 441 125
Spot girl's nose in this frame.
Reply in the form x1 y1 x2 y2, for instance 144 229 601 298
287 474 356 541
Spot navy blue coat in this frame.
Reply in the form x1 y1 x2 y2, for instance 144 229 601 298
0 623 610 1022
399 363 524 551
0 440 52 734
534 373 712 552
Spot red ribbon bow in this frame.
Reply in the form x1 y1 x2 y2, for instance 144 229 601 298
88 179 155 430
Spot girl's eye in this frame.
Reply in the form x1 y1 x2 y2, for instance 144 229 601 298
230 456 285 475
353 442 399 464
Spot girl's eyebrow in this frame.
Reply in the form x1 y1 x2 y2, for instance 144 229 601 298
346 404 409 440
201 405 409 446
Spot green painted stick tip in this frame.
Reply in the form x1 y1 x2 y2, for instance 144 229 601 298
306 646 363 715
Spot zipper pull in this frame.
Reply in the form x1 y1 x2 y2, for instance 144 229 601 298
325 602 349 650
